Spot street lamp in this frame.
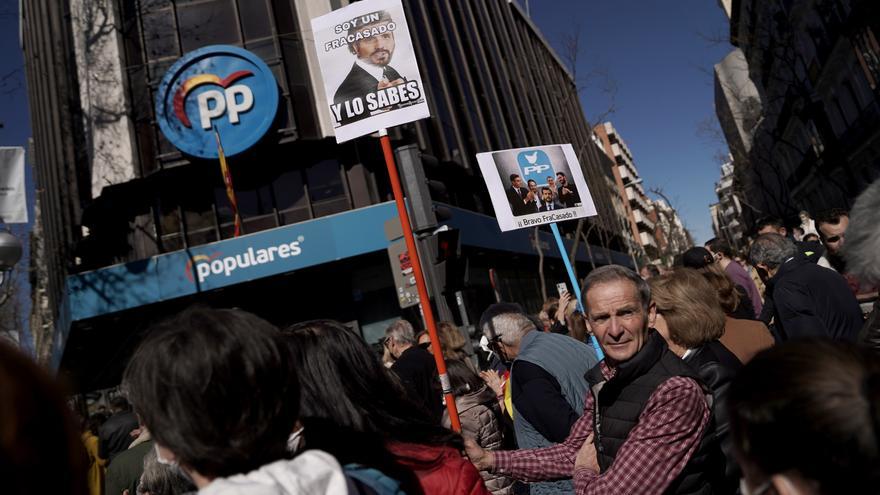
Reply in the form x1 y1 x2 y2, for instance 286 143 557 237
0 229 23 306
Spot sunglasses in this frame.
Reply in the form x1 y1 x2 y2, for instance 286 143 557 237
824 235 842 243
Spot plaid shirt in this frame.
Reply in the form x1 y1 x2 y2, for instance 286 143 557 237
494 363 710 494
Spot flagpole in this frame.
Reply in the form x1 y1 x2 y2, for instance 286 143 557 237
214 127 243 237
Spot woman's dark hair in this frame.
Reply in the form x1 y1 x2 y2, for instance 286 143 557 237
446 359 483 397
729 340 880 493
86 414 106 436
123 306 298 479
0 341 89 495
283 320 459 492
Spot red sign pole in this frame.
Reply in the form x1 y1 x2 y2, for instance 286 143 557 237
378 128 461 433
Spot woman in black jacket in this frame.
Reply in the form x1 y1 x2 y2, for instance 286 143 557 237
649 268 742 494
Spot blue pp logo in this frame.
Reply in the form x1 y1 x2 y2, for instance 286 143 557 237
517 150 553 185
155 45 279 159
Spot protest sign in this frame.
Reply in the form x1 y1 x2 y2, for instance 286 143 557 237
311 0 430 143
476 144 596 232
0 147 28 224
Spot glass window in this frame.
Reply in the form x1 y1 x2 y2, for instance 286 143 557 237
176 0 240 53
142 7 178 60
238 0 272 40
273 170 306 211
306 160 346 203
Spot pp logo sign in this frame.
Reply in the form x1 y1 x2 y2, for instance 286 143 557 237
156 45 279 159
517 150 553 185
173 71 255 130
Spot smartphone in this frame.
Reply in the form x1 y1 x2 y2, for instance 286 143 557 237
556 282 568 297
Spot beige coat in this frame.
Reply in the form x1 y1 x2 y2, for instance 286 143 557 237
720 316 775 364
443 385 515 495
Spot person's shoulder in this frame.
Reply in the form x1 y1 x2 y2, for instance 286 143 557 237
655 375 704 400
107 440 153 474
201 450 347 495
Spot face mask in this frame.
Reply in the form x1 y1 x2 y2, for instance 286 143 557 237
287 427 305 453
155 443 196 485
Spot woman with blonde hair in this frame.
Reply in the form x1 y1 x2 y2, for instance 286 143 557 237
650 268 743 492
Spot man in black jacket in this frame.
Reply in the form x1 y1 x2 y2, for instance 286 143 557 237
750 233 862 342
384 319 442 421
98 397 139 464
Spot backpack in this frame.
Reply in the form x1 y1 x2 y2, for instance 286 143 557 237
344 464 407 495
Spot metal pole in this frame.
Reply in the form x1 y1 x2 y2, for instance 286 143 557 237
550 223 605 360
378 129 461 432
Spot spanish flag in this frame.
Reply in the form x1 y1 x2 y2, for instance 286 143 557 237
214 127 242 237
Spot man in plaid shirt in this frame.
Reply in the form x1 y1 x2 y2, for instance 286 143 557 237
466 266 723 494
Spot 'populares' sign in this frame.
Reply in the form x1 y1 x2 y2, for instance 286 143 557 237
155 45 279 158
310 0 430 143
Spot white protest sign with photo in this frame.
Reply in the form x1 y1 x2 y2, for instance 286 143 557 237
476 144 596 232
310 0 430 143
0 147 28 224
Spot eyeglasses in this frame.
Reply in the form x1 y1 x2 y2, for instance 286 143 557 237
382 338 391 349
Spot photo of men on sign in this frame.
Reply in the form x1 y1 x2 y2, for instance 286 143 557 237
477 144 597 232
311 0 430 143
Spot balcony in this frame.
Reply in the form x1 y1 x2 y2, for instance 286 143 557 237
640 231 658 248
626 186 651 213
633 209 656 231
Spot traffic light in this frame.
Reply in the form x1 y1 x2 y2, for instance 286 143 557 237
425 227 464 294
395 144 453 232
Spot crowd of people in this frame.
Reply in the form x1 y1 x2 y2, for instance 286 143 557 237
3 182 880 495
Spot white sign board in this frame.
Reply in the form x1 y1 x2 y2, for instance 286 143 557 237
311 0 430 143
0 147 28 224
476 144 596 232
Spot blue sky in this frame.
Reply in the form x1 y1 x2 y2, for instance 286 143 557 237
0 0 35 350
527 0 732 244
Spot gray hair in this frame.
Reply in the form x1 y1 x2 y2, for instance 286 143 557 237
138 446 196 495
749 233 798 269
844 179 880 284
385 319 416 345
583 265 651 312
481 312 535 346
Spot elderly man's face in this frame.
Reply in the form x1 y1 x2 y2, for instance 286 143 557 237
585 280 655 366
353 26 395 66
818 216 848 255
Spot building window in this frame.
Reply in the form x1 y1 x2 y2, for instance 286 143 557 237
176 0 241 53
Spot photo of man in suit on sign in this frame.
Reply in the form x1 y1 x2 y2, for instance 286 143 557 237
506 174 535 216
538 187 561 212
333 10 405 124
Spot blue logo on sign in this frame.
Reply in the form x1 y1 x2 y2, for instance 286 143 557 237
155 45 279 159
517 150 553 186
